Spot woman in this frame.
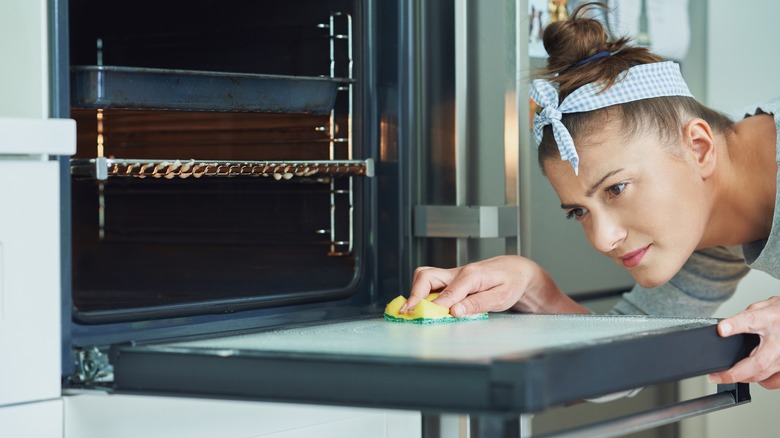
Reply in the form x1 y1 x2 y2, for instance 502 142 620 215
400 3 780 389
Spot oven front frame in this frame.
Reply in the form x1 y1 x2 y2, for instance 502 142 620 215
53 0 413 380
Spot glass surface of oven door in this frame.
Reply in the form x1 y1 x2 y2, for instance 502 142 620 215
107 314 757 437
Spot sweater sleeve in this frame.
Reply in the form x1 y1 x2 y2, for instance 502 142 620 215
608 245 750 317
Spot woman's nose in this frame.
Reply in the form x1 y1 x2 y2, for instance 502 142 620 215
586 213 627 253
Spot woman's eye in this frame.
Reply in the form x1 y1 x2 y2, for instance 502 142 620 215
606 183 627 197
565 207 588 220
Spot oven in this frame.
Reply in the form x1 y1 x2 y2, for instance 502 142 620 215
59 0 402 365
57 0 538 381
0 0 761 437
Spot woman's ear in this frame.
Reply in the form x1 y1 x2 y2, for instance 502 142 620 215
683 118 717 179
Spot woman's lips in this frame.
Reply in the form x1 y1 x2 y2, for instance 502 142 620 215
620 245 650 268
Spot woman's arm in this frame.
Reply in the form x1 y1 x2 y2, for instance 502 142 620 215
400 255 590 317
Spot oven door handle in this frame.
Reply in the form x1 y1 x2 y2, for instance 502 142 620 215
533 383 751 438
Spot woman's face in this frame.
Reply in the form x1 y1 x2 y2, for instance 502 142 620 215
543 126 710 288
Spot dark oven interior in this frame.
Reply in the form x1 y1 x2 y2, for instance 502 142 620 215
67 0 370 323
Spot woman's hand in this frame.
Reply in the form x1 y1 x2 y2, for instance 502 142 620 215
710 296 780 389
399 255 588 317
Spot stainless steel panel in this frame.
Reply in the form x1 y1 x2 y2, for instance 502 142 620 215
414 205 518 238
415 0 521 267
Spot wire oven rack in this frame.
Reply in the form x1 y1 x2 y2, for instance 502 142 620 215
71 157 374 180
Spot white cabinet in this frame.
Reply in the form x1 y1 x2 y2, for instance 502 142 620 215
0 399 62 438
0 0 75 411
0 160 63 406
0 116 75 408
64 393 420 438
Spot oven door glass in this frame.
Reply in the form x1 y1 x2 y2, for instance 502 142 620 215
109 314 756 414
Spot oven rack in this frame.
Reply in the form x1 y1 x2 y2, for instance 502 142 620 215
70 157 374 180
71 65 352 114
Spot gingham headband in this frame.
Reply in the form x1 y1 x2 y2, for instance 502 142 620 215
530 61 693 175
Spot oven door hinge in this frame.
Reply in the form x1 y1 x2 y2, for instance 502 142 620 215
70 346 114 387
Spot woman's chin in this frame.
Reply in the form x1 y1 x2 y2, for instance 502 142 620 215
631 270 675 289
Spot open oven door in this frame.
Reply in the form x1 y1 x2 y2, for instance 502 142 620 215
108 313 757 437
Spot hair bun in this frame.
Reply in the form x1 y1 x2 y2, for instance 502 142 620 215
543 15 610 71
538 2 663 100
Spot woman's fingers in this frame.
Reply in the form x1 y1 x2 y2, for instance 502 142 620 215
711 296 780 385
401 266 456 313
429 264 489 311
447 286 514 317
709 347 771 384
431 258 531 316
758 372 780 389
403 256 533 316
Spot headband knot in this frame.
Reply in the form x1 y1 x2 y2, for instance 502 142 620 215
529 61 693 176
539 106 562 123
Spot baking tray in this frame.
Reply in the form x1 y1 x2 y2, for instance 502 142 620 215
111 313 758 415
70 66 349 114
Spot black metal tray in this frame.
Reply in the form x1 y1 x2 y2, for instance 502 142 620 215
71 65 348 114
111 314 758 415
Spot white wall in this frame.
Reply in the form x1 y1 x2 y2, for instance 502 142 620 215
681 1 780 437
703 0 780 111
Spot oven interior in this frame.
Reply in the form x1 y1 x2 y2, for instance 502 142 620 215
67 0 371 323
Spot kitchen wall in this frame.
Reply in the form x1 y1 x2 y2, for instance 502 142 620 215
680 1 780 437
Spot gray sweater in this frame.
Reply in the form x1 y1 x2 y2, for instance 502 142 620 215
610 98 780 317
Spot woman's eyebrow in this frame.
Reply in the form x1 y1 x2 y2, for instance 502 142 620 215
560 168 625 209
585 168 624 197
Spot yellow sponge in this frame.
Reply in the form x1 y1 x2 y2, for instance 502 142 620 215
383 293 488 324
